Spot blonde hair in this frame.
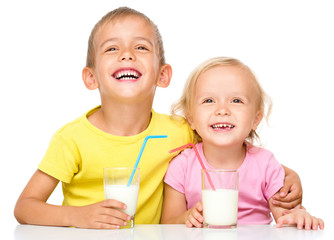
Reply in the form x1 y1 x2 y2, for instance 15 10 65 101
171 56 272 145
86 7 165 68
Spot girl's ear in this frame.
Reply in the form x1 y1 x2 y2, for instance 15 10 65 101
252 111 264 130
82 67 99 90
157 64 172 88
186 112 196 130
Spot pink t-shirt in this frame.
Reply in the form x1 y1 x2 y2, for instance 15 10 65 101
164 142 285 224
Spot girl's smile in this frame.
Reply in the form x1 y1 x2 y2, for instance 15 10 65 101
210 122 235 132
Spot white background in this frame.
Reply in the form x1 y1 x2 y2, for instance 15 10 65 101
1 0 333 235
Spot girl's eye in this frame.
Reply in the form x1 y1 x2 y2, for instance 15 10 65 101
203 99 214 103
232 99 243 103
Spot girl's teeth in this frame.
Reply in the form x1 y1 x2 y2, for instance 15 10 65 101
212 123 234 129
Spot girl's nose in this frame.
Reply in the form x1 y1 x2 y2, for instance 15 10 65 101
215 105 230 116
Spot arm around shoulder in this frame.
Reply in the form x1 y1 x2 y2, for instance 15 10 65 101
273 165 303 208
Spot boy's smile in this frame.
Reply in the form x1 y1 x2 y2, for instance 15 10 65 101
113 68 142 82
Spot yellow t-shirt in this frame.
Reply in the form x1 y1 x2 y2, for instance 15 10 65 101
38 106 194 224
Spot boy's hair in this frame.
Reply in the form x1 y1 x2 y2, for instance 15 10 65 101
86 7 166 68
171 56 272 145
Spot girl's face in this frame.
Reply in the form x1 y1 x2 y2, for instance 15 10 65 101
188 65 263 148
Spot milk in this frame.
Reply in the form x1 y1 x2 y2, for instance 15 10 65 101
104 184 139 216
202 189 238 226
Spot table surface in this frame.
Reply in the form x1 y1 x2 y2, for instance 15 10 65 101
11 224 329 240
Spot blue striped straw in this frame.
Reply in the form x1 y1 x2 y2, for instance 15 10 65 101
127 135 167 186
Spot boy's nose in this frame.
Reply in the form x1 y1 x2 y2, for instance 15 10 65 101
119 50 136 61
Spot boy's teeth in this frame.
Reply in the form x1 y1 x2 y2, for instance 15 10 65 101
115 70 140 80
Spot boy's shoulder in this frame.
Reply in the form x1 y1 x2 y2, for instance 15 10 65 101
152 110 190 129
152 110 195 144
54 107 99 137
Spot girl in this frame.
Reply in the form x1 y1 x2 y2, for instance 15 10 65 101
161 57 324 230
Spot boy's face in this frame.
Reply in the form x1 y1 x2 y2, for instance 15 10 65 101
87 15 165 103
188 65 263 148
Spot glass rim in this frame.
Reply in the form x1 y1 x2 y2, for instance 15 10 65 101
104 167 140 170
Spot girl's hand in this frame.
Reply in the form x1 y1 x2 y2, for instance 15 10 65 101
70 199 131 229
185 202 204 228
272 166 303 209
276 209 324 230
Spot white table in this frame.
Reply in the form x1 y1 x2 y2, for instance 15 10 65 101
12 224 328 240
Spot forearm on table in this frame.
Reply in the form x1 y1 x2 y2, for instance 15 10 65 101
14 199 74 227
161 210 188 224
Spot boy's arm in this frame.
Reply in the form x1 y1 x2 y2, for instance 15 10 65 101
269 197 324 230
14 170 129 229
161 184 203 227
272 165 303 208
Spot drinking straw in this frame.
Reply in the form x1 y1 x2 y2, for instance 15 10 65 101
169 143 216 191
127 135 167 186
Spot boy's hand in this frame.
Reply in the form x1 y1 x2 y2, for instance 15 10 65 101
272 168 303 209
185 202 204 228
71 199 131 229
276 209 324 230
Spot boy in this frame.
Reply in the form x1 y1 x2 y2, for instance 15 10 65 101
14 7 302 229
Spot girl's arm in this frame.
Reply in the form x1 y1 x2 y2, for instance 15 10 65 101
161 183 203 228
269 197 324 230
273 165 303 208
14 170 130 229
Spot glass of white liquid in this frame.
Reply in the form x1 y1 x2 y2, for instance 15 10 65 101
202 169 238 229
104 167 140 228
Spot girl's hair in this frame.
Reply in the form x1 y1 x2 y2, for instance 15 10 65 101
86 7 165 68
171 56 272 145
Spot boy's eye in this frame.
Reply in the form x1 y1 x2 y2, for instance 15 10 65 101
137 46 148 51
106 47 117 52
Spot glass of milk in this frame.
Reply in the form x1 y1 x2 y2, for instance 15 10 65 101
202 169 238 229
104 167 140 228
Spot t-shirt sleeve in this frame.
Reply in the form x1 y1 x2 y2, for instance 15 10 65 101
264 153 285 200
164 152 188 194
38 130 79 183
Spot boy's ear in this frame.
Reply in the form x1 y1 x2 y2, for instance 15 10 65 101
82 67 99 90
157 64 172 88
252 111 264 130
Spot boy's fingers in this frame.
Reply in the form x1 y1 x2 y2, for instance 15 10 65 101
101 199 127 209
272 198 301 209
277 186 289 198
100 213 128 227
104 207 131 221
